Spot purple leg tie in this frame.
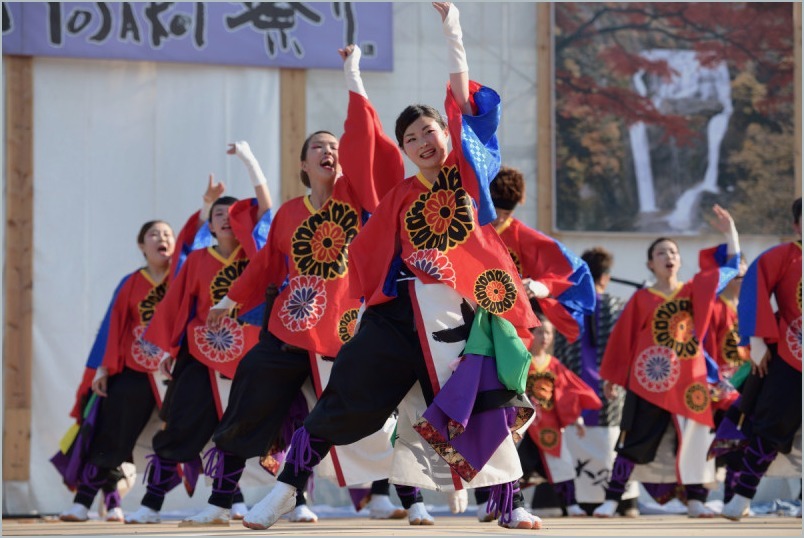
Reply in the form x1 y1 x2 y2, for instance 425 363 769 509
79 463 105 489
143 453 181 497
606 455 635 500
487 480 515 525
735 436 778 499
394 485 420 509
202 447 242 496
553 480 576 508
285 427 323 476
104 489 121 510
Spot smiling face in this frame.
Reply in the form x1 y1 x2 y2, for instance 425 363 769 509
401 116 450 176
300 132 340 188
647 239 681 280
138 221 175 266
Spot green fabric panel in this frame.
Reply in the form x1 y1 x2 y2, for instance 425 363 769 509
464 306 531 393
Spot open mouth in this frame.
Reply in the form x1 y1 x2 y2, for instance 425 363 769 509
320 156 335 170
419 147 436 159
157 245 170 254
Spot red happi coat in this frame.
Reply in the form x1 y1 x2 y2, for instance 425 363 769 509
703 296 748 380
599 269 724 427
228 92 404 357
496 217 594 342
146 244 258 380
526 355 601 458
348 82 538 345
739 241 802 371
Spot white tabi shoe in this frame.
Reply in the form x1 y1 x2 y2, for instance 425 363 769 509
242 482 296 530
721 494 751 521
407 502 435 525
499 507 542 529
289 504 318 523
124 505 161 524
567 503 588 517
592 499 618 518
231 502 248 520
477 503 496 522
106 507 124 522
368 494 406 519
178 503 230 526
447 489 468 514
687 499 716 518
59 503 89 522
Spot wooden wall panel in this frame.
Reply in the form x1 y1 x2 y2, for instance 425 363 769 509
536 4 554 234
3 55 34 481
280 69 308 203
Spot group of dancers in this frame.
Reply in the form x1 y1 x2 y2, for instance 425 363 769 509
52 2 802 529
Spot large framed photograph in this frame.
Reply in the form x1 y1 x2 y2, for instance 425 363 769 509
553 3 796 234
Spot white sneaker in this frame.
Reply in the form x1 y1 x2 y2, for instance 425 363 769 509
178 503 230 526
59 503 89 522
567 503 587 517
477 504 496 522
125 505 161 524
407 502 435 525
623 507 640 518
368 494 406 519
106 507 124 522
231 502 248 520
687 499 716 518
447 489 468 514
499 507 542 529
288 504 318 523
721 494 751 521
593 499 618 518
242 482 297 530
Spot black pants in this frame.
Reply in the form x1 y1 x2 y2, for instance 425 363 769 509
616 391 674 464
213 330 312 459
304 282 434 445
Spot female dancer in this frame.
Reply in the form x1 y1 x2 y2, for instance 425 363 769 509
123 145 272 524
178 44 410 527
593 204 741 518
243 3 542 531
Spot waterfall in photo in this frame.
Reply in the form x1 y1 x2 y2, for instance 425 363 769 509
631 50 733 232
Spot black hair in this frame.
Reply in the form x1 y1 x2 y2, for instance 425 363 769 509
299 130 337 188
647 237 678 261
582 247 614 284
793 197 802 225
137 220 171 244
394 104 447 147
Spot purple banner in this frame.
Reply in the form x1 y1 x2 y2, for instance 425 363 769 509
2 2 393 71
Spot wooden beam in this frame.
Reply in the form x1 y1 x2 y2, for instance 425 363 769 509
3 55 34 481
280 69 308 203
536 4 554 234
795 3 801 199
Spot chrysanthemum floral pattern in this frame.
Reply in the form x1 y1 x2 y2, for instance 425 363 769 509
787 316 802 361
634 345 681 392
337 308 360 343
474 269 517 315
278 275 328 332
210 260 249 305
652 299 699 358
405 166 474 252
292 201 358 280
138 282 166 324
405 249 456 285
193 316 245 364
131 325 162 371
684 382 710 413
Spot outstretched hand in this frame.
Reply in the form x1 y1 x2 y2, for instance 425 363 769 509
432 2 452 21
204 173 225 204
710 204 736 235
338 44 357 62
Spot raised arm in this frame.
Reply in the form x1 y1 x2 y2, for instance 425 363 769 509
227 140 273 218
434 2 471 114
710 204 740 257
200 173 226 223
339 44 367 98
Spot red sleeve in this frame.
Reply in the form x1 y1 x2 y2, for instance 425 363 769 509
553 359 602 427
229 199 260 259
599 292 640 387
517 225 575 296
751 249 786 342
691 269 721 346
144 254 195 357
100 275 136 376
228 213 284 310
340 92 405 213
169 210 202 285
